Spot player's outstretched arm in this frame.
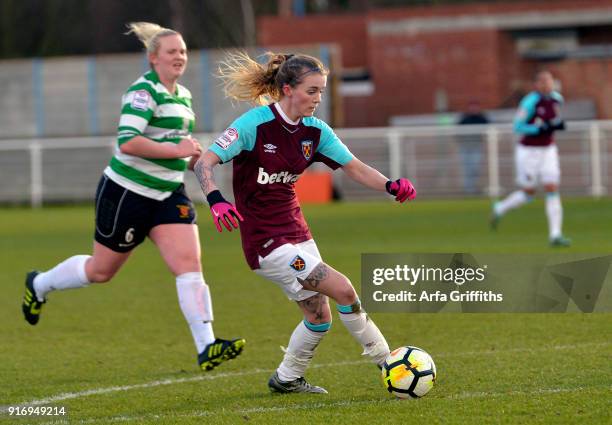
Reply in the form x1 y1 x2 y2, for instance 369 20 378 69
193 151 243 232
342 158 416 203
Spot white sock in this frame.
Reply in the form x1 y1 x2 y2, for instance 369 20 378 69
176 272 215 353
33 255 91 301
337 302 390 366
546 192 563 239
494 190 531 216
277 320 329 382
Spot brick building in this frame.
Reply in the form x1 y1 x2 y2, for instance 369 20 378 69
258 0 612 126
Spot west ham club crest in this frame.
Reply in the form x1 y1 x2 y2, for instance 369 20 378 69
301 140 313 160
290 255 306 271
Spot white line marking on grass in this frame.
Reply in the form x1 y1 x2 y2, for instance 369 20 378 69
2 341 609 415
443 341 610 359
35 400 396 425
448 386 601 399
0 367 272 412
35 385 612 425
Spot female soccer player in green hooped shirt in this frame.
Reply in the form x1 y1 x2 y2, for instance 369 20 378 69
22 22 244 371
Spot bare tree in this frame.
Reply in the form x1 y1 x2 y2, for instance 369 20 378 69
169 0 185 34
241 0 256 46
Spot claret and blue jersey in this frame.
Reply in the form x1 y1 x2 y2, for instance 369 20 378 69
513 90 564 146
209 103 354 269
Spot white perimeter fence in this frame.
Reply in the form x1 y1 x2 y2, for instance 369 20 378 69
1 121 610 207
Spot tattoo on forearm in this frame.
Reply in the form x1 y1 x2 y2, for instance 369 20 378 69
194 160 214 194
297 263 329 289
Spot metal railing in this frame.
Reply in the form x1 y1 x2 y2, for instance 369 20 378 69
1 120 610 206
335 121 610 200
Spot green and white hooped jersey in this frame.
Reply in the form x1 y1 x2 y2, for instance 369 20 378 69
104 70 195 200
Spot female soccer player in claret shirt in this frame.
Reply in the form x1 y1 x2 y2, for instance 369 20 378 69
194 52 416 393
22 22 244 371
490 70 570 247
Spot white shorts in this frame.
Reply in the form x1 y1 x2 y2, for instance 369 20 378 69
515 144 560 188
254 239 323 301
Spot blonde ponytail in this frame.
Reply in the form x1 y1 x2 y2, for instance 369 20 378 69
125 22 178 54
217 51 280 105
218 51 328 105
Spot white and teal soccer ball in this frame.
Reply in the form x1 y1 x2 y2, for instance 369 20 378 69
381 346 437 399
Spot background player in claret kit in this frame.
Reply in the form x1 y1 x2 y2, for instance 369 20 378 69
193 52 416 393
21 22 245 371
491 70 571 247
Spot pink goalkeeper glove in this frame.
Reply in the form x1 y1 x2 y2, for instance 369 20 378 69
386 178 416 203
207 190 244 232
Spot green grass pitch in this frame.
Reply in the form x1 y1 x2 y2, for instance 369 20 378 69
1 198 611 424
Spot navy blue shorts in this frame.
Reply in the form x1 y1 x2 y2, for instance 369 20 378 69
94 175 197 253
